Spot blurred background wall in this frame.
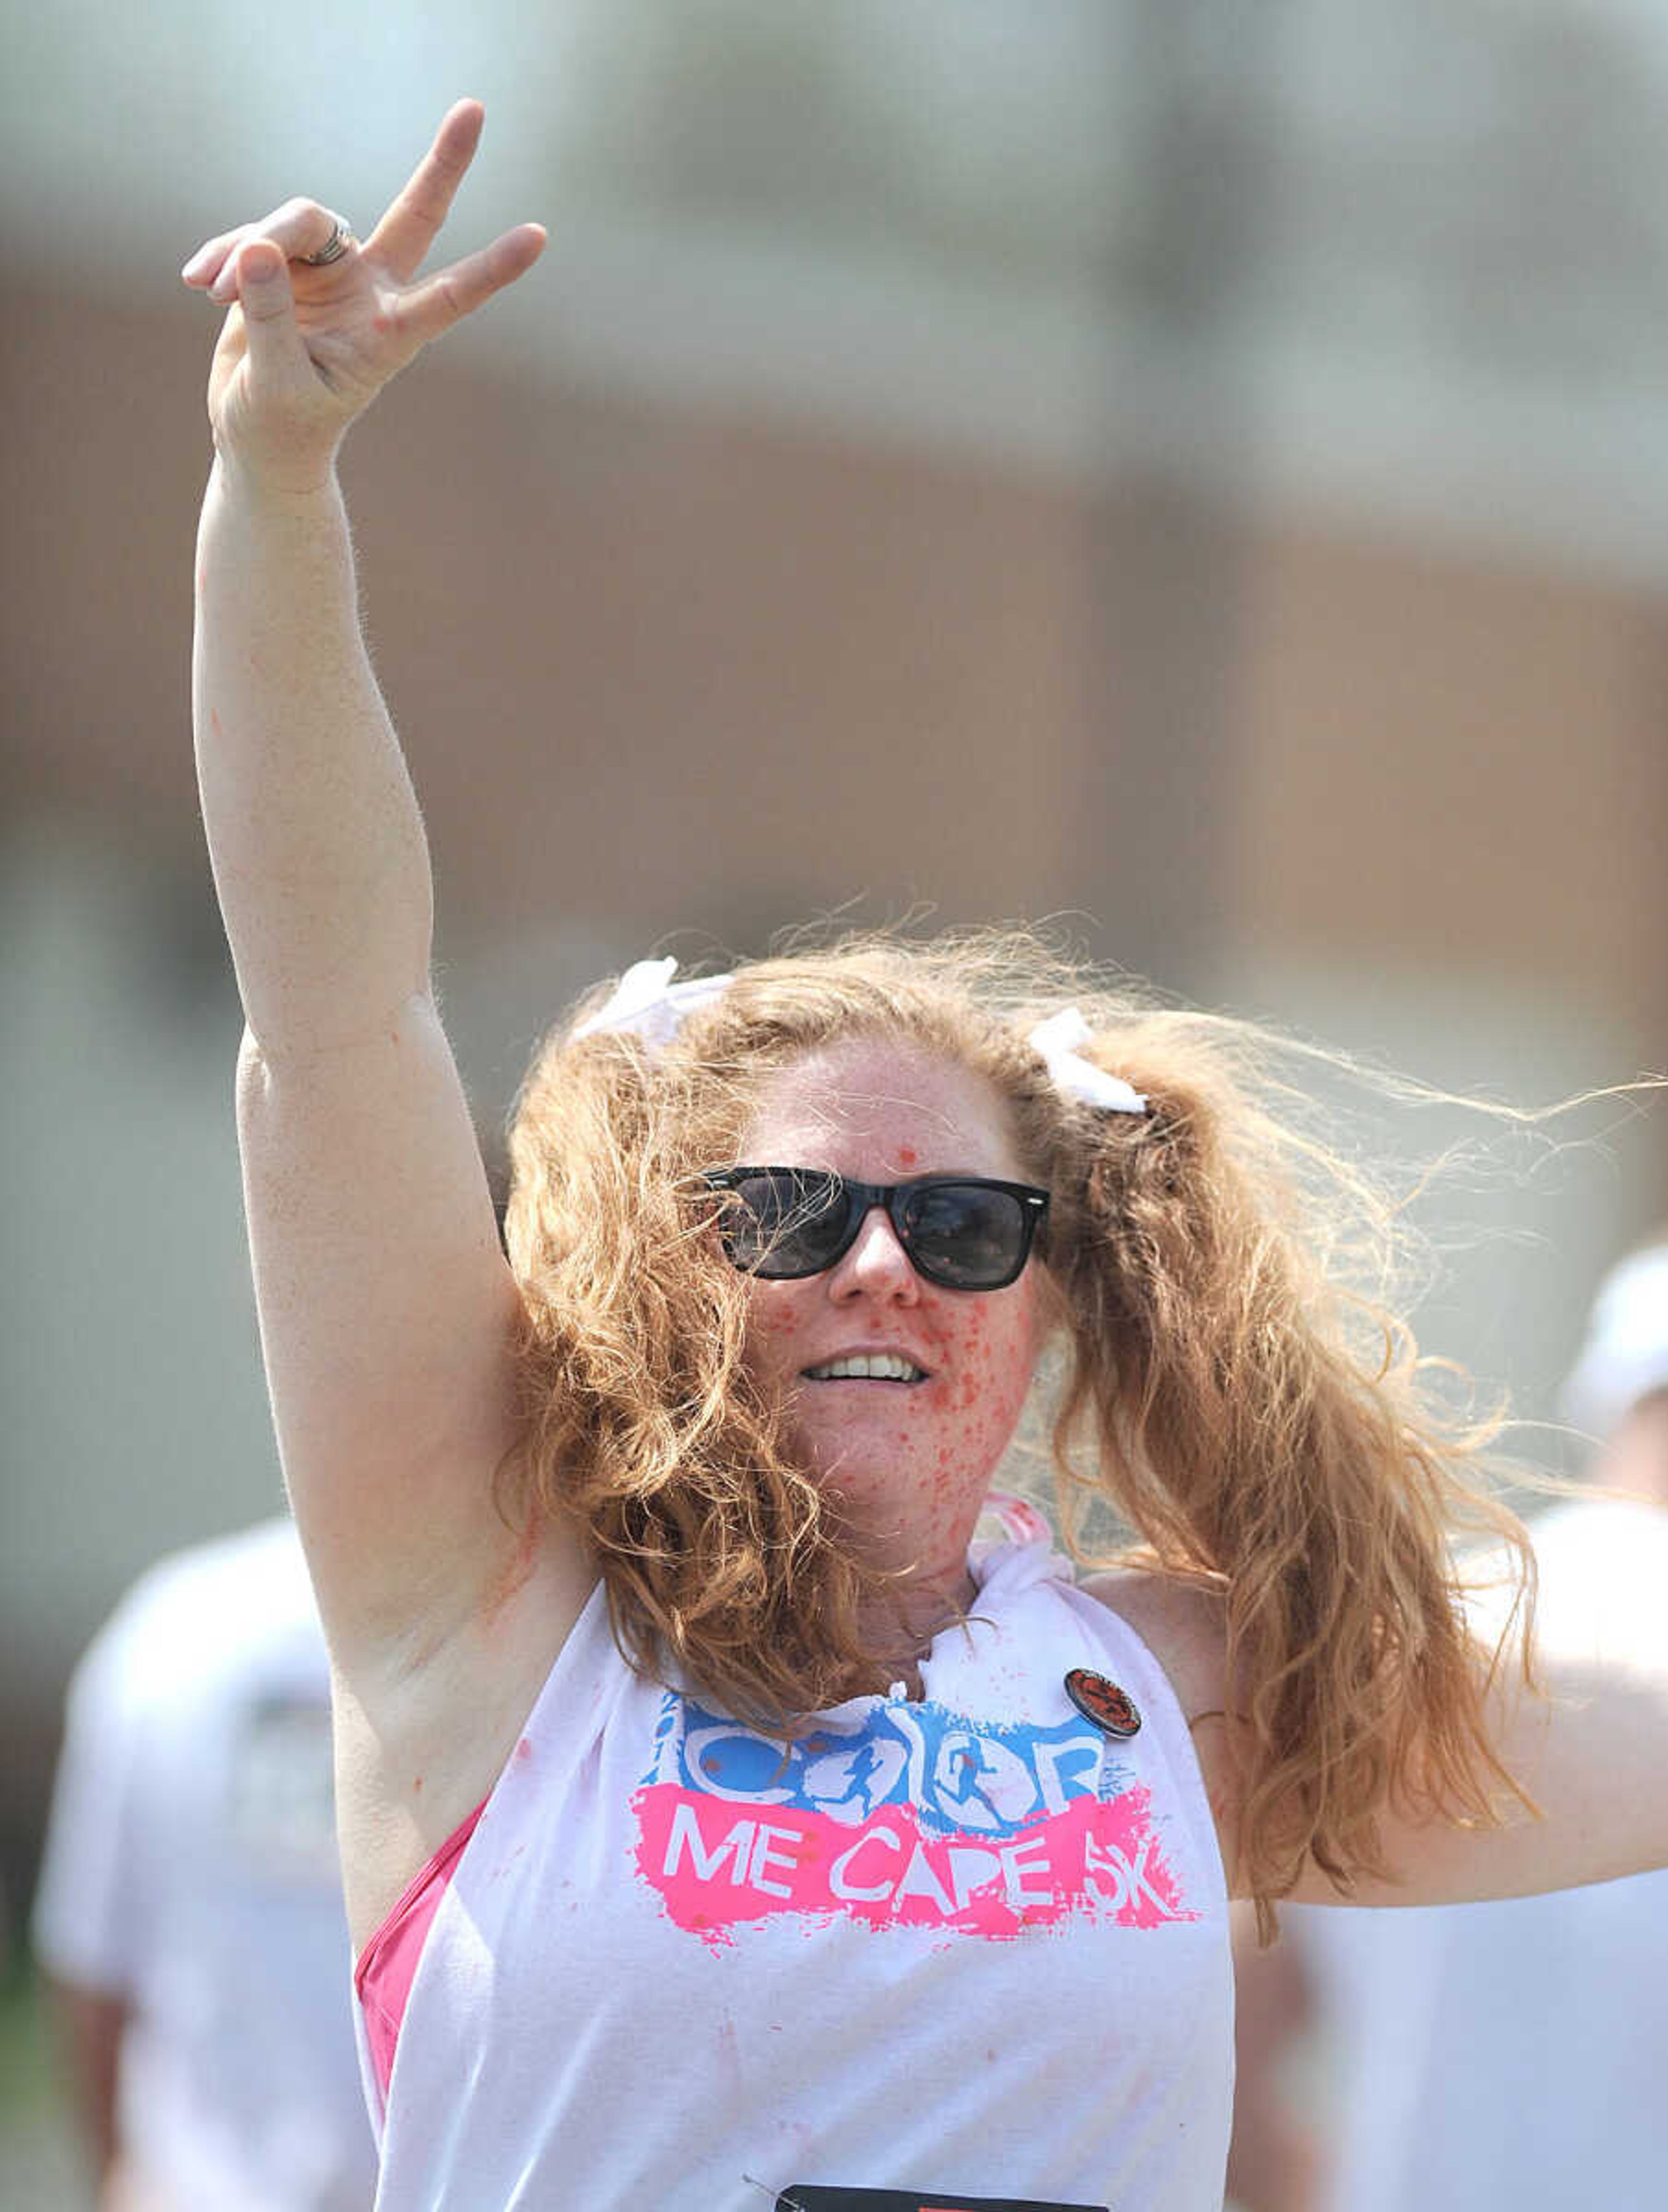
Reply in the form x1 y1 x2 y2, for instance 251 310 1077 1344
4 0 1666 2093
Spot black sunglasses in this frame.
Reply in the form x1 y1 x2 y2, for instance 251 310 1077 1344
703 1167 1049 1291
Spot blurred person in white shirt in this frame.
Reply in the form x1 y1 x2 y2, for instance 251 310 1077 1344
31 1516 375 2212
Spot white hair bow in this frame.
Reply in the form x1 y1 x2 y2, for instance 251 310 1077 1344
570 956 734 1053
1026 1009 1147 1115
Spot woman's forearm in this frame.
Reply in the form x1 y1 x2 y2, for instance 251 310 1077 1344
185 107 541 1055
192 457 435 1052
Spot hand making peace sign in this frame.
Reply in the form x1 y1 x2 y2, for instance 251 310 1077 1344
182 99 545 494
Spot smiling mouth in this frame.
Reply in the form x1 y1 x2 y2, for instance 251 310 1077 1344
801 1354 930 1385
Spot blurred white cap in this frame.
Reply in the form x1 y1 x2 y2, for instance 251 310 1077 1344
1560 1241 1668 1440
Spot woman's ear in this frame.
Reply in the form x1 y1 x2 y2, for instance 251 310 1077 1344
1031 1257 1071 1344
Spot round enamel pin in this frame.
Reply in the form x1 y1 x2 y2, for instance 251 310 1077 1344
1064 1666 1142 1738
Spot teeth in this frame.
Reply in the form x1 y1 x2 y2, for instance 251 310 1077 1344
805 1354 926 1384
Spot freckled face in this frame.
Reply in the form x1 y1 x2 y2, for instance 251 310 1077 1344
730 1038 1046 1576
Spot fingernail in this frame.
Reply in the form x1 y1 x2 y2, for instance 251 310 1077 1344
181 244 215 281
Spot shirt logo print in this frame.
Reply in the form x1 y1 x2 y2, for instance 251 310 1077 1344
631 1693 1197 1947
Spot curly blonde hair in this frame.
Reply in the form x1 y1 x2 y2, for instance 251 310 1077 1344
502 926 1535 1915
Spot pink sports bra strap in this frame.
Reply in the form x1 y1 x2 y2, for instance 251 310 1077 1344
354 1799 486 2100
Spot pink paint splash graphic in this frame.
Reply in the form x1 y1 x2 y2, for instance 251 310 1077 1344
631 1782 1194 1948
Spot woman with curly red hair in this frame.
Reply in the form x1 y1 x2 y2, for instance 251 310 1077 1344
184 103 1668 2212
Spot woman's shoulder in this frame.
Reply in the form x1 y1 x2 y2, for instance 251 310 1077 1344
1077 1563 1231 1727
1079 1563 1245 1887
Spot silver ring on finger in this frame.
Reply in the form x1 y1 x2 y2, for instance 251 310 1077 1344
299 215 354 268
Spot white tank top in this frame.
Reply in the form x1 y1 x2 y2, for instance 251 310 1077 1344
360 1507 1232 2211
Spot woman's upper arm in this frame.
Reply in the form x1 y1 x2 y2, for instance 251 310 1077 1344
236 993 545 1660
1287 1621 1668 1909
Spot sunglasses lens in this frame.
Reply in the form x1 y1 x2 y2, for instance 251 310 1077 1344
719 1170 849 1278
899 1182 1030 1289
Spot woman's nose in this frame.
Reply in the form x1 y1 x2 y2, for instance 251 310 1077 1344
828 1203 920 1302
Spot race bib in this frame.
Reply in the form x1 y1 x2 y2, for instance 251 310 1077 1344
775 2191 1108 2211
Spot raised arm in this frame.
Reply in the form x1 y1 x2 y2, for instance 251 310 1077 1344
189 101 543 1043
187 106 583 1696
